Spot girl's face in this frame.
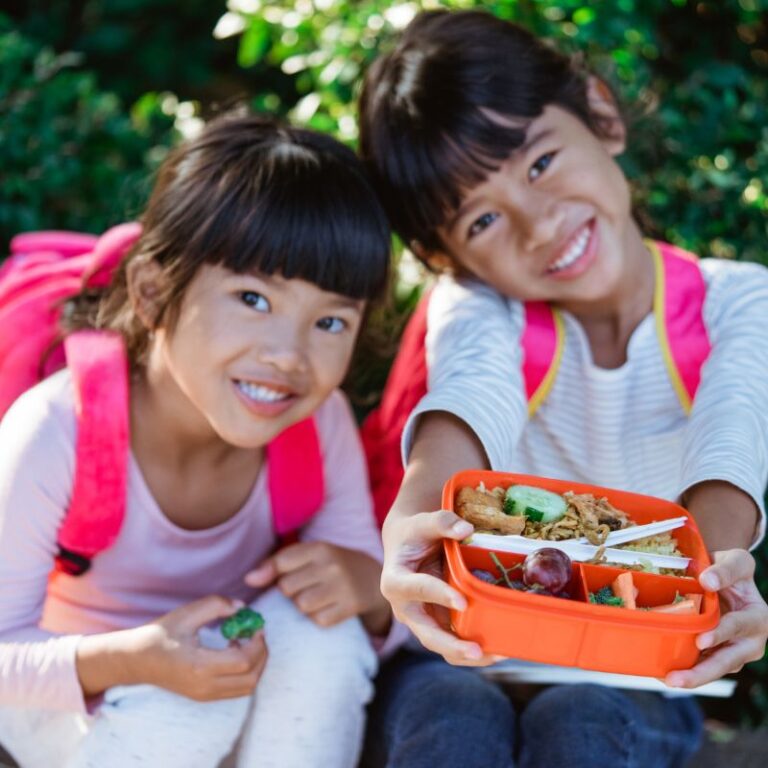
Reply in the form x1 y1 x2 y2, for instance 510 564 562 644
432 104 640 310
150 263 364 449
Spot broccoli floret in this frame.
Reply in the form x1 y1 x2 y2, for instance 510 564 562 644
502 496 516 516
588 586 624 607
221 607 265 640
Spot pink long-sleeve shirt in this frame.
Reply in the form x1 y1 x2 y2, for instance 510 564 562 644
0 371 401 714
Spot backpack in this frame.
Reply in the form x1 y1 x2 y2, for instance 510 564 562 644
1 224 324 576
361 240 711 525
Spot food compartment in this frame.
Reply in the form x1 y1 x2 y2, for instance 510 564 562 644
580 564 704 614
446 543 589 665
462 546 587 602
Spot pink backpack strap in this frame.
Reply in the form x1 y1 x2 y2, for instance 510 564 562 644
521 301 565 417
267 417 324 537
648 240 711 413
55 331 129 575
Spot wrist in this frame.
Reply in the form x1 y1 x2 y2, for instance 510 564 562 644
361 596 392 636
75 628 146 697
683 480 759 551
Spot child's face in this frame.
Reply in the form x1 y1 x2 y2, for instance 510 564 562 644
152 263 364 448
432 105 635 308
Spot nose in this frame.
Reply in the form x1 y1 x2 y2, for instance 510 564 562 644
512 191 566 253
257 321 308 374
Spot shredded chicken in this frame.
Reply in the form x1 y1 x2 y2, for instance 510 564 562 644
455 487 526 535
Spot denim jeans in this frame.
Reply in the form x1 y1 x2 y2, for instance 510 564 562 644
362 650 704 768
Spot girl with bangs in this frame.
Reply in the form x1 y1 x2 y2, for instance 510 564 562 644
0 113 400 767
358 9 768 768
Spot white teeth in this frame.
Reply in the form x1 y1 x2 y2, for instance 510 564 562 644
548 226 590 272
236 380 291 403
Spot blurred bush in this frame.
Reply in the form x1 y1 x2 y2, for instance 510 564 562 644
1 0 767 723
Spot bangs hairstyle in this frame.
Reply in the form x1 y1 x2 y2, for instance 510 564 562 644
141 114 390 301
359 9 612 254
72 114 391 364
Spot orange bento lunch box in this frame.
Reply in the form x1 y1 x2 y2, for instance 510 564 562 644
442 471 720 677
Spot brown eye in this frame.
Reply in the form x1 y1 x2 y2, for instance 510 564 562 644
316 316 347 334
468 212 499 240
240 291 270 312
529 152 556 181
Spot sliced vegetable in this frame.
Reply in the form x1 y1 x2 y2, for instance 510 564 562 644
685 593 703 613
611 572 637 610
504 485 567 523
648 598 698 615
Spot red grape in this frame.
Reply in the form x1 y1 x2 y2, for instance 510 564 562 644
522 548 572 593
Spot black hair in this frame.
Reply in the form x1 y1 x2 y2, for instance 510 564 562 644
359 9 615 253
70 112 391 362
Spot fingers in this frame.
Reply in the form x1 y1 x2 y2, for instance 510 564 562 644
383 568 467 613
197 632 268 676
275 564 325 599
700 549 755 591
197 640 269 700
244 557 278 588
173 595 245 633
272 542 324 573
399 602 495 666
246 542 331 588
665 637 763 688
291 583 336 616
697 602 768 651
401 510 473 550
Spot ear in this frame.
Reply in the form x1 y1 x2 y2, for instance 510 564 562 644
586 76 626 156
125 257 167 330
410 240 455 274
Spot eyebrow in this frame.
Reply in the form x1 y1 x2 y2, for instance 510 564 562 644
445 126 557 234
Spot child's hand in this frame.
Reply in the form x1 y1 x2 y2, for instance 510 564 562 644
245 542 391 633
665 549 768 688
128 596 268 701
380 508 502 667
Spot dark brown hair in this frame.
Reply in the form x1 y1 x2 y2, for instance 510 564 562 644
69 112 391 363
359 9 618 255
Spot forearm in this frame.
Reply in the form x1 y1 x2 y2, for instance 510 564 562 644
682 480 760 552
75 627 146 698
387 411 489 524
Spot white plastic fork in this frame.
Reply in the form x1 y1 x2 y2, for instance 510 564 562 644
582 516 688 547
464 531 691 570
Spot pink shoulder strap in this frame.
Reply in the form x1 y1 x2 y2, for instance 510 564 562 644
267 417 324 536
521 301 565 417
648 241 711 413
55 331 129 574
520 241 711 415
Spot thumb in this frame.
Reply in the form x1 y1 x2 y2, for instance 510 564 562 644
410 509 473 544
244 556 279 588
174 595 245 633
700 549 755 591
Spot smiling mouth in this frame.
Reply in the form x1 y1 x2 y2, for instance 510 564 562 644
546 222 593 274
234 380 295 404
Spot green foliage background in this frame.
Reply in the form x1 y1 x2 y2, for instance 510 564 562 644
2 0 767 725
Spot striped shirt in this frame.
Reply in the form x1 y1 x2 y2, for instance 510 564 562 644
403 256 768 546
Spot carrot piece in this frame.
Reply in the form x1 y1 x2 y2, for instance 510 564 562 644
611 572 636 610
684 593 703 613
648 598 698 614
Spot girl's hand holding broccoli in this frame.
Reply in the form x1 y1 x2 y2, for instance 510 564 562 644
666 549 768 688
245 541 391 635
76 596 268 702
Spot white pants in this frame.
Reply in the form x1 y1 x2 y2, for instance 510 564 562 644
0 588 378 768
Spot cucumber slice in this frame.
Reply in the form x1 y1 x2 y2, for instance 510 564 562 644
504 485 566 523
